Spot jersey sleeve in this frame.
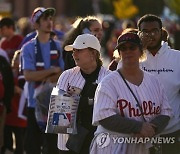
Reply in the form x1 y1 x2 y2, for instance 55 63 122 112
92 81 118 126
56 70 71 92
21 42 36 71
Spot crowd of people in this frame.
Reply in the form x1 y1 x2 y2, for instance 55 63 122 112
0 6 180 154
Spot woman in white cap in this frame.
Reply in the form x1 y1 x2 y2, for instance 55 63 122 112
57 33 111 154
90 32 172 154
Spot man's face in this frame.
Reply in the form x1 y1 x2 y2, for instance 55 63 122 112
0 26 10 37
36 13 54 33
139 21 162 51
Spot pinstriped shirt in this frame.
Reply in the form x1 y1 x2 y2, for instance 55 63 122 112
57 66 111 150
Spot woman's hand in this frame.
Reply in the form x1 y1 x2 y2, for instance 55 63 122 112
139 122 156 137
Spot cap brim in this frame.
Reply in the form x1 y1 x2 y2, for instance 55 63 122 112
115 41 127 50
115 41 139 50
44 8 56 16
64 45 73 51
64 44 88 51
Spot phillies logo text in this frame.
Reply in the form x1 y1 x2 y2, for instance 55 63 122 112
117 99 160 117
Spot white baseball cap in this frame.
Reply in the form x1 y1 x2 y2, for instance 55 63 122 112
31 7 55 24
64 34 101 52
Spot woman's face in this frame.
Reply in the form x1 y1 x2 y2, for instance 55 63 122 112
72 48 96 68
119 42 141 65
89 21 103 41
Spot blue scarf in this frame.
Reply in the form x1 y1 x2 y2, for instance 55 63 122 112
35 37 60 87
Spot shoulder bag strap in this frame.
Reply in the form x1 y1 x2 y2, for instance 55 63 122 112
117 69 146 122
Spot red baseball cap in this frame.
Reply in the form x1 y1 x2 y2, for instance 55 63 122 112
115 32 142 50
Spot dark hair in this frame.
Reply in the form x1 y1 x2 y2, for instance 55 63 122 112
88 48 103 66
0 17 15 30
122 20 136 30
62 16 101 52
0 56 14 112
162 27 172 47
96 51 103 66
62 16 100 59
137 14 162 31
162 27 169 42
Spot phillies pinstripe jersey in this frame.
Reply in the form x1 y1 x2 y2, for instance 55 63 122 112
57 66 111 150
91 70 172 154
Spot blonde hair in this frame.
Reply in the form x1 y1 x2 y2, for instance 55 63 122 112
113 49 121 60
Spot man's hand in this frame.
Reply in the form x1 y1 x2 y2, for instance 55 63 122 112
46 66 62 83
50 66 62 74
46 73 60 83
24 66 62 82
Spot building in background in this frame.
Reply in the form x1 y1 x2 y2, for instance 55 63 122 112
0 0 66 19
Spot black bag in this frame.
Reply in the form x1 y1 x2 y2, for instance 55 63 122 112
149 144 162 154
66 125 89 153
